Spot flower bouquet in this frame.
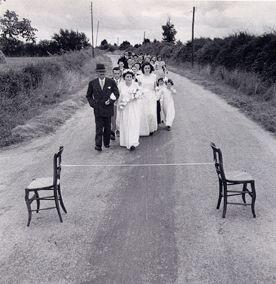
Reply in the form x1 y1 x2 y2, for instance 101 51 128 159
130 87 142 100
119 87 142 111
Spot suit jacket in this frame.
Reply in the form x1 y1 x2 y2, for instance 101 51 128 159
86 77 119 117
112 77 122 86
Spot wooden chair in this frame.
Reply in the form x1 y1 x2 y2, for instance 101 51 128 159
210 142 256 218
25 146 67 226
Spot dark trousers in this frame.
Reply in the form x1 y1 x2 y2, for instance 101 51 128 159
157 100 161 124
95 115 111 147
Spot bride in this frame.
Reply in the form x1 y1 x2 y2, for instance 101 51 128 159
138 62 157 136
117 69 142 151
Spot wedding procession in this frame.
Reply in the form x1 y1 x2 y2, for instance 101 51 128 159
86 51 176 152
3 0 276 282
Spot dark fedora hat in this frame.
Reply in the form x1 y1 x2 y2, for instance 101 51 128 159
95 63 106 72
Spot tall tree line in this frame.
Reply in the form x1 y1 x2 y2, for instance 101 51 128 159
0 9 90 56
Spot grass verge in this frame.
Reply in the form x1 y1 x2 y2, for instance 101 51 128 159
168 61 276 135
0 50 112 147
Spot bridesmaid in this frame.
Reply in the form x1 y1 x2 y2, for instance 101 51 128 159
117 69 142 151
163 79 176 131
155 77 164 125
132 63 142 82
138 62 158 136
134 63 142 75
155 55 167 78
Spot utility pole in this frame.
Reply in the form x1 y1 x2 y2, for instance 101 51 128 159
96 20 99 47
191 6 195 67
143 31 146 43
90 1 95 58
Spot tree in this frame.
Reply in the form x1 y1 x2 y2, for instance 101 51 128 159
52 29 89 51
143 38 150 44
36 40 60 56
99 39 109 50
100 39 108 46
0 10 37 42
162 17 177 43
119 40 131 50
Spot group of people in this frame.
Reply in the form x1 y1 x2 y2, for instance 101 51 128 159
86 51 176 152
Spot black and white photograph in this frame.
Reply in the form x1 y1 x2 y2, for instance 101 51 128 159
0 0 276 283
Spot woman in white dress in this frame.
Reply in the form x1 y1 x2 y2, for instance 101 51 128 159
162 78 176 131
117 69 142 151
131 65 142 83
138 62 157 136
155 55 168 79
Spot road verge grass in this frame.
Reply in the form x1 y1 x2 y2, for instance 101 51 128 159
0 50 112 147
169 61 276 134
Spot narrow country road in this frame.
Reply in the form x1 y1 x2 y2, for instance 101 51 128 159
0 54 276 284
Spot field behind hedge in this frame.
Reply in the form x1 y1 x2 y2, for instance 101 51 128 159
0 49 104 146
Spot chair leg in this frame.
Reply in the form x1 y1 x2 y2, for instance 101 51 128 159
222 183 227 218
25 189 32 227
251 181 256 218
241 183 246 204
34 190 40 213
54 188 63 223
58 185 67 214
216 179 223 209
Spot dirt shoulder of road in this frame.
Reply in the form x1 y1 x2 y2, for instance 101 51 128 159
3 54 112 149
169 64 276 136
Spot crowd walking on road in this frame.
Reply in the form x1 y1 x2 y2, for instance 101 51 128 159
86 51 176 151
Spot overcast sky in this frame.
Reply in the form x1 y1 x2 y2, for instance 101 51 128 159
1 1 276 45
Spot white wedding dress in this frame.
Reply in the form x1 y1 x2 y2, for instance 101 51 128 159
118 81 142 149
160 86 175 127
138 73 157 135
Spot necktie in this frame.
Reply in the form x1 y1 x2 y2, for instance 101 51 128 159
100 79 104 90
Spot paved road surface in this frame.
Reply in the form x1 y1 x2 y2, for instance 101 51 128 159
1 54 276 283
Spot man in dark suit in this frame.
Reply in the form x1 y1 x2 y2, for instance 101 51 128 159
86 63 119 151
110 67 122 140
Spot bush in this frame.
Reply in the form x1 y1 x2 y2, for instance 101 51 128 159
131 32 276 84
0 49 96 146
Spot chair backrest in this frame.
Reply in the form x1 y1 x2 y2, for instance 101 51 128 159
210 142 226 182
53 146 64 186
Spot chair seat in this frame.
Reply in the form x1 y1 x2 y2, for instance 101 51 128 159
225 170 253 182
27 177 60 190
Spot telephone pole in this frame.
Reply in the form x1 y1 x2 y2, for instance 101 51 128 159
143 31 146 43
191 6 195 67
90 1 95 58
96 20 99 47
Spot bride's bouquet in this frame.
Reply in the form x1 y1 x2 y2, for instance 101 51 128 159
130 86 142 100
119 86 142 111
